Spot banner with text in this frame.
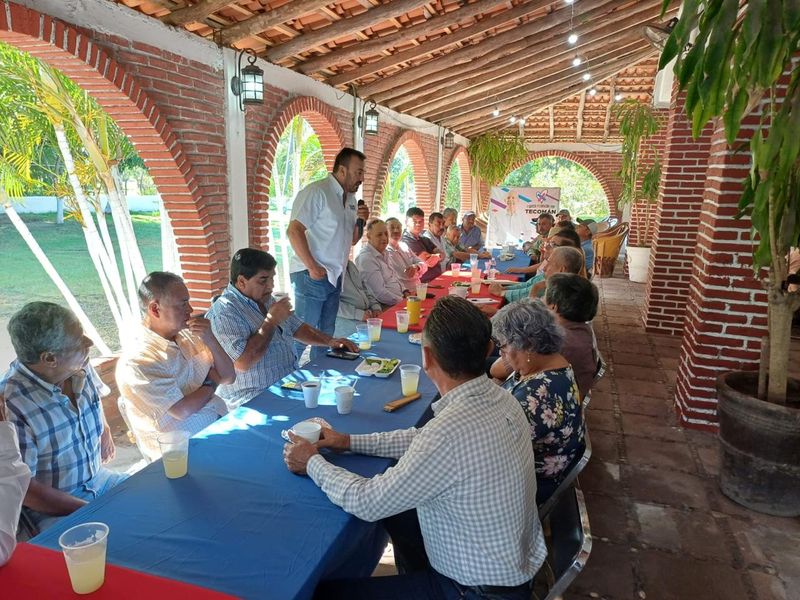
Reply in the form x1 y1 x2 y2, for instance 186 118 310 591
486 187 560 246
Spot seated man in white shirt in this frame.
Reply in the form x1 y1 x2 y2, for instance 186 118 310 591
2 302 124 531
207 249 359 408
385 217 427 291
355 219 409 307
284 296 546 599
0 394 31 565
116 272 236 461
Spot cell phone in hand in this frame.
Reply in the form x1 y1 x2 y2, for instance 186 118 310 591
326 349 361 361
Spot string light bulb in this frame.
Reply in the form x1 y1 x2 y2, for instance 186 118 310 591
509 116 517 124
568 33 579 44
572 57 582 67
492 107 500 117
588 88 597 96
582 73 591 81
615 93 623 101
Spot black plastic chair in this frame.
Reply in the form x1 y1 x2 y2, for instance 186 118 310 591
537 431 592 521
534 485 592 600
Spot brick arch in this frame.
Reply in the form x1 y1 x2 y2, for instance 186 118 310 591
374 130 433 216
508 150 618 217
0 2 221 306
251 96 347 249
440 146 472 213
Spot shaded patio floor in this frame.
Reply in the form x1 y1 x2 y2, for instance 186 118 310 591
568 274 800 600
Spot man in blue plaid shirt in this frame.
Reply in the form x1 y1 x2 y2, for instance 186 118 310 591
285 296 546 599
2 303 125 531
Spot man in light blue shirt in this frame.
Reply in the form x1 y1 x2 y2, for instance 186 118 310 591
577 223 595 278
459 211 483 251
208 249 358 409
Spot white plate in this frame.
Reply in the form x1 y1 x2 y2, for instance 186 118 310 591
355 357 401 378
281 417 332 442
408 333 422 345
497 253 515 261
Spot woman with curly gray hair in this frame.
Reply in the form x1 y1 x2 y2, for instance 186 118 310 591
491 299 586 504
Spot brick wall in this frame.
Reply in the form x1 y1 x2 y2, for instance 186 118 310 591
366 127 440 217
440 145 472 212
674 116 768 430
643 89 714 335
0 1 228 307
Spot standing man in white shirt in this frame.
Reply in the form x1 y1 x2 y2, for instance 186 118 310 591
0 393 31 566
284 296 546 599
287 148 370 358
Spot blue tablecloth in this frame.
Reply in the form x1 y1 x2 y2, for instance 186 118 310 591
32 330 437 599
464 248 531 277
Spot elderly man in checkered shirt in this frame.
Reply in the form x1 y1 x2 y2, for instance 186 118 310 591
1 303 125 531
284 296 546 599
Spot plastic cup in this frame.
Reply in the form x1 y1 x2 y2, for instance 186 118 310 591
302 381 320 408
158 431 189 479
406 297 421 325
450 262 461 276
272 292 288 302
292 421 322 443
470 253 479 266
400 364 421 396
396 310 410 333
415 283 428 299
367 318 383 342
356 323 372 350
335 386 355 414
58 522 109 594
471 277 481 294
449 286 467 298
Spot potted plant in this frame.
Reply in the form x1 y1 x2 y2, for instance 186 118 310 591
661 0 800 516
467 132 528 219
613 99 663 283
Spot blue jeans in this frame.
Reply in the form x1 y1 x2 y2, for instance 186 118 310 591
29 468 128 531
291 270 341 359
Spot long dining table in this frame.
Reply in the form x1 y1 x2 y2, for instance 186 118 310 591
26 247 530 599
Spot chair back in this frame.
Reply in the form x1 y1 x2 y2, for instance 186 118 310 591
542 486 593 600
538 431 592 520
117 396 154 463
592 224 629 277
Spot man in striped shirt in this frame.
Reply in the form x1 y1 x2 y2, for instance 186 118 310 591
207 249 359 409
284 297 545 599
2 303 124 531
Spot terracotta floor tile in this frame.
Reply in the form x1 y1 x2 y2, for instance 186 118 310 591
623 436 696 473
624 465 711 509
621 413 685 442
632 502 729 560
614 379 671 400
636 550 750 600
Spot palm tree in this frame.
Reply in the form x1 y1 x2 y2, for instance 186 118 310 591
0 41 148 350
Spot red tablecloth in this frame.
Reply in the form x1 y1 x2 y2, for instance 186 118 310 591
381 272 515 331
0 542 235 598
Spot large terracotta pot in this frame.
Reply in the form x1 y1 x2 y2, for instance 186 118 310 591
717 371 800 517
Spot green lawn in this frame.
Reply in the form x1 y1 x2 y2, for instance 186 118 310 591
0 212 163 351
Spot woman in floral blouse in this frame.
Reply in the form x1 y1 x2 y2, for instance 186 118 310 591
491 299 586 505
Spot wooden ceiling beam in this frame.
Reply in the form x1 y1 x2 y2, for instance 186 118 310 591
393 2 671 114
265 0 434 63
327 0 560 88
576 91 587 142
603 76 617 141
162 0 232 25
366 0 631 102
549 106 554 142
299 0 508 75
424 38 647 123
454 47 655 135
399 6 665 117
218 0 331 46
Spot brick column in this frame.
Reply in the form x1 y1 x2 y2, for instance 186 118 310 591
674 118 768 430
643 88 714 334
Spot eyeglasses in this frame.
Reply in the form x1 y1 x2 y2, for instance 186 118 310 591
491 336 507 351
